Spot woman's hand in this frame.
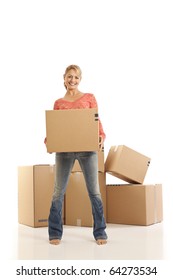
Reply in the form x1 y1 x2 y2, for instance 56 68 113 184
44 137 52 154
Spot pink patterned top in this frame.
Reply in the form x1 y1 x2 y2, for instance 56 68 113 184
53 93 106 140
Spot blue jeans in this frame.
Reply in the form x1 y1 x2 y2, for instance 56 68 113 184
48 151 107 241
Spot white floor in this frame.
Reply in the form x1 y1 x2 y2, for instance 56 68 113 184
8 221 172 260
3 204 173 280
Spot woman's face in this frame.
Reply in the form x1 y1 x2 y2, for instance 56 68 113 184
64 69 81 90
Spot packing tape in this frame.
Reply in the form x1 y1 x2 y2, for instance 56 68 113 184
76 219 81 227
50 165 54 173
154 184 162 224
113 146 118 152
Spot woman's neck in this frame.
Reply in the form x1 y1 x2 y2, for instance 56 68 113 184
63 90 84 101
66 89 80 96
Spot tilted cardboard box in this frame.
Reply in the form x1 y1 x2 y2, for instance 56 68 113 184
45 108 99 153
106 184 163 226
105 145 151 184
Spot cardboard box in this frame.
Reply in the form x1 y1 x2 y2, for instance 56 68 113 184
45 108 99 153
106 184 163 226
72 148 105 172
105 145 151 183
65 172 106 227
18 165 57 227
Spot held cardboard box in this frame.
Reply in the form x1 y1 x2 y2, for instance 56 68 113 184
72 147 105 172
105 145 151 184
106 184 163 226
45 108 99 153
18 165 61 227
65 172 106 227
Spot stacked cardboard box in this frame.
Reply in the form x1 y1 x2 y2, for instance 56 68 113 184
105 145 163 226
106 184 162 226
18 165 56 227
65 149 106 227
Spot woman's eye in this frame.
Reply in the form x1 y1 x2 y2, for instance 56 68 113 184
67 75 79 79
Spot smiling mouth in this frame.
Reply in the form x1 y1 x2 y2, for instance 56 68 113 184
69 82 77 86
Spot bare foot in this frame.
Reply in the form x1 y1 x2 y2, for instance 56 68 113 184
49 239 61 245
96 239 107 245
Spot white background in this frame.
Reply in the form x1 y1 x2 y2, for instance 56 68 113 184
0 0 173 278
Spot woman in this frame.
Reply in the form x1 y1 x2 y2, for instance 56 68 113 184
47 65 107 245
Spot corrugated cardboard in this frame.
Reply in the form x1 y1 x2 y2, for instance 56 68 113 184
65 172 106 227
45 108 99 153
106 184 163 226
72 147 105 172
105 145 151 184
18 165 57 227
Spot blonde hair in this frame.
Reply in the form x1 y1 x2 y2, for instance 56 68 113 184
63 65 82 89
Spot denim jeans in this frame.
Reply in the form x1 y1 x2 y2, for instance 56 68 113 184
48 151 107 241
